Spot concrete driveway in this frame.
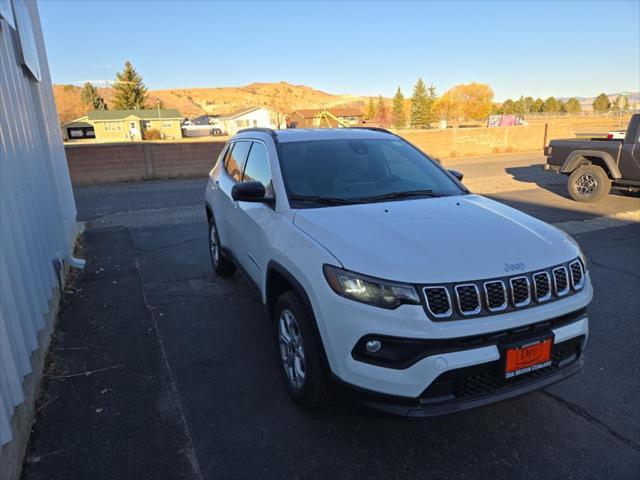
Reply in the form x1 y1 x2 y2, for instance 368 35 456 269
25 152 640 479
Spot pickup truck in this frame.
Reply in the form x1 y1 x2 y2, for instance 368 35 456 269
544 113 640 202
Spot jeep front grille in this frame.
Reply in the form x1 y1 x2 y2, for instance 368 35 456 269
553 266 569 296
484 281 507 312
421 258 585 321
510 276 531 307
455 284 481 315
533 272 551 302
424 287 452 318
569 260 584 290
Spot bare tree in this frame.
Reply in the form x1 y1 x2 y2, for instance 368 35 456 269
268 83 293 128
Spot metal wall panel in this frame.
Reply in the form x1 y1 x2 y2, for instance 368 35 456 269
0 0 77 446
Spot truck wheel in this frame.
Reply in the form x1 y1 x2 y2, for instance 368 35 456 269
568 165 611 202
274 291 330 408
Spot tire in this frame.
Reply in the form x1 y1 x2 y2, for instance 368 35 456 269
567 165 611 203
274 290 329 408
208 217 236 276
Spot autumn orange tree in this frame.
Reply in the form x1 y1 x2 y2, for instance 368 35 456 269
435 83 494 125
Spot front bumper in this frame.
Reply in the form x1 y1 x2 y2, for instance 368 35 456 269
334 354 583 418
333 319 587 417
312 277 592 398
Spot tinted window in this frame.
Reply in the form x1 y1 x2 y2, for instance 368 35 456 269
243 143 273 192
277 138 463 201
224 141 251 182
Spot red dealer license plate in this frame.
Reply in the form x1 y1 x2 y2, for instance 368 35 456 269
504 337 553 379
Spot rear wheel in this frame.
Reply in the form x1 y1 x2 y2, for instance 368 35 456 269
274 291 329 408
568 165 611 202
208 218 235 276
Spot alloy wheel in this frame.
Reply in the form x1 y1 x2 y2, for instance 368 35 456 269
209 223 219 265
576 173 598 196
278 309 306 389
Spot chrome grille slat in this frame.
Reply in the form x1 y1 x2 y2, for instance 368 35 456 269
553 266 570 296
424 286 452 318
532 271 551 302
569 260 584 290
509 276 531 307
455 284 481 315
483 280 507 312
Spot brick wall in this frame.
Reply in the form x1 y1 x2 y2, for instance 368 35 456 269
65 141 225 185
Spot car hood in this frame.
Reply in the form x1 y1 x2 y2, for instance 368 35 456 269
293 195 579 283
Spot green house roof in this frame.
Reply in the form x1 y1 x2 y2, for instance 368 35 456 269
86 109 182 121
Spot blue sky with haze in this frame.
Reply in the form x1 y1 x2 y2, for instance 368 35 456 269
39 0 639 100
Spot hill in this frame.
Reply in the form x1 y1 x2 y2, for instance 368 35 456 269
53 82 367 124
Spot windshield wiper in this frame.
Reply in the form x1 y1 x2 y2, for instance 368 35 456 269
356 189 442 202
288 194 359 205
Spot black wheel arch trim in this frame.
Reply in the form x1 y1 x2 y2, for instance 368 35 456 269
561 150 621 179
266 260 332 372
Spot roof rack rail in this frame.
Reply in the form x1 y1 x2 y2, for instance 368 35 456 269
349 126 393 134
236 127 279 141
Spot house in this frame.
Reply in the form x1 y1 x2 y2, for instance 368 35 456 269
217 106 284 135
287 108 364 128
62 109 183 142
181 115 224 137
1 2 79 478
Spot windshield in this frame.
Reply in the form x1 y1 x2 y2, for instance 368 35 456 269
277 138 464 206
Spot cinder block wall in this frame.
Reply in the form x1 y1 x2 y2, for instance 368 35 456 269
401 123 574 159
65 141 225 185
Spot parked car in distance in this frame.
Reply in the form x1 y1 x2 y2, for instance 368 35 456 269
205 127 592 416
545 113 640 202
607 129 626 140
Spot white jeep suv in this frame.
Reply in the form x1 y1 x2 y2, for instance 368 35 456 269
204 127 592 416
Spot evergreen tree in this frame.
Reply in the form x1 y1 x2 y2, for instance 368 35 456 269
80 82 107 110
532 98 544 113
501 99 515 114
542 96 560 113
565 97 582 114
391 87 406 128
558 100 567 113
112 61 148 110
365 98 376 120
523 96 534 113
410 78 429 128
592 93 611 112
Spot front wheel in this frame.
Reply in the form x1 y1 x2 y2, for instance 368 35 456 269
567 165 611 202
274 291 329 408
208 219 236 276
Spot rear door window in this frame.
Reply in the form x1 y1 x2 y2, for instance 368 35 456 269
224 141 251 182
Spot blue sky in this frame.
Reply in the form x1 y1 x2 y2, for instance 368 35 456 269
39 0 639 100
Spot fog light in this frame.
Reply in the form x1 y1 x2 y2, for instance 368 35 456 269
365 339 382 353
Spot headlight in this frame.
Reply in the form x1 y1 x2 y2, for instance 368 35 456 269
323 265 421 309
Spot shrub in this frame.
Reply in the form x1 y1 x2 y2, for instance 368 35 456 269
143 128 162 140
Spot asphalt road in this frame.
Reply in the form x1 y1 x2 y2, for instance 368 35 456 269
26 152 640 479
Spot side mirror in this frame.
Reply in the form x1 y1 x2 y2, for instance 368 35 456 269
231 181 273 204
449 169 464 182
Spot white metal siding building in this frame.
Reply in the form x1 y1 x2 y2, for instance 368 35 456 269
0 0 78 471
